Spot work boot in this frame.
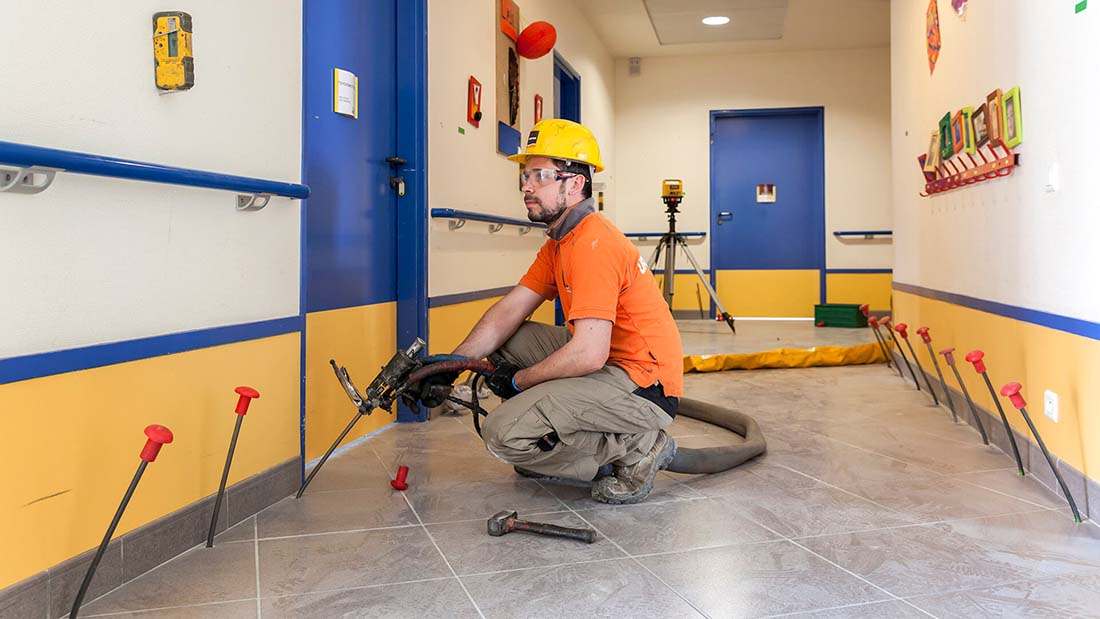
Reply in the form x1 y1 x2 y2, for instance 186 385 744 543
590 431 676 505
513 464 613 486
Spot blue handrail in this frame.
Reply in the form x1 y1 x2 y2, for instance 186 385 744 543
431 208 547 229
625 232 706 238
833 230 892 237
0 140 310 199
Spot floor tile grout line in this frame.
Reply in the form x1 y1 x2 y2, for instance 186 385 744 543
458 556 625 579
535 479 712 619
769 463 916 515
772 461 1056 519
371 447 488 619
746 515 936 618
79 597 261 617
254 517 262 618
757 597 930 618
784 505 1058 543
946 473 1064 509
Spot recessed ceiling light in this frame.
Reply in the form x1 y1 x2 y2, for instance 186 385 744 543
702 16 730 26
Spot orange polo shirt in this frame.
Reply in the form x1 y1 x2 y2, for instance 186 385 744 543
519 207 684 396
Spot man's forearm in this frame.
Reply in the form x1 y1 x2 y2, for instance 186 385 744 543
514 337 606 390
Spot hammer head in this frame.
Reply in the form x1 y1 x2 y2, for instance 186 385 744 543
487 510 518 536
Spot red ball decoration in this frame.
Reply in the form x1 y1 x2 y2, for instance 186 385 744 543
516 21 556 59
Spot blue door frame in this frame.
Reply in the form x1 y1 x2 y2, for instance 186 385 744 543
707 107 826 314
394 0 429 421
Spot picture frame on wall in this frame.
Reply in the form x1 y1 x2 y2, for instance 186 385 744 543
960 106 975 154
925 131 942 171
918 153 936 181
986 89 1004 147
938 112 954 159
1002 86 1024 148
950 111 964 155
972 103 989 148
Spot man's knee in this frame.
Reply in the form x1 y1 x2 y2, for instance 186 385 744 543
479 399 549 461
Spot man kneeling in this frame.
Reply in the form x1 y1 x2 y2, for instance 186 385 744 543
424 119 683 504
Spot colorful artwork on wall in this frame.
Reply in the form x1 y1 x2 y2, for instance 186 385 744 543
972 103 989 147
1002 87 1024 148
986 89 1005 147
926 0 942 75
939 112 954 159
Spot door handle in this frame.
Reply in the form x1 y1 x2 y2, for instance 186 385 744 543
717 211 732 225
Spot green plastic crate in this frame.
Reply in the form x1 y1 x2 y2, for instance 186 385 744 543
813 303 868 328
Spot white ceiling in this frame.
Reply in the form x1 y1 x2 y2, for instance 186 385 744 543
576 0 890 58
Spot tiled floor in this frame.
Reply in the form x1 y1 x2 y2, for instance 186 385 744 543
76 321 1100 618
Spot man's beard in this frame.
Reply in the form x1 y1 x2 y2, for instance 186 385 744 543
526 185 569 223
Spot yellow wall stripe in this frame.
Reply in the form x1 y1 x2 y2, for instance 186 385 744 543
0 334 300 588
893 290 1100 479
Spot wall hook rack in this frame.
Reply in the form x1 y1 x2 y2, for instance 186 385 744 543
0 166 57 195
920 143 1019 197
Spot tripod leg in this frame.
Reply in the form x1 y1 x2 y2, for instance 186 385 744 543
675 235 735 334
662 235 676 306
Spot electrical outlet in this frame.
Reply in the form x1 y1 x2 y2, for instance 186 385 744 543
1044 390 1059 423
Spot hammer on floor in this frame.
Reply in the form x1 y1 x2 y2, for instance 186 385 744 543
487 510 598 544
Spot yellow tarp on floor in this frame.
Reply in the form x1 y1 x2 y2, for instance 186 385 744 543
683 342 888 373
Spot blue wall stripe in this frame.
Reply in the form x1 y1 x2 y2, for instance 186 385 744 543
429 286 514 308
1 316 304 385
826 268 894 274
893 281 1100 340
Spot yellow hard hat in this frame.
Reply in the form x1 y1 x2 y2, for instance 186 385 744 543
508 119 605 173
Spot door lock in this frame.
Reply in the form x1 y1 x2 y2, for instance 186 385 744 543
386 156 407 197
717 211 732 225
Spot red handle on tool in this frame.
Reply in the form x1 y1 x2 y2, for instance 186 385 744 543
939 347 956 365
234 386 260 415
880 316 892 328
859 304 870 317
1000 382 1026 408
916 326 931 344
964 350 986 373
869 316 879 327
140 425 174 462
894 323 910 339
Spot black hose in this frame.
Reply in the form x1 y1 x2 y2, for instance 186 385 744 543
666 398 767 474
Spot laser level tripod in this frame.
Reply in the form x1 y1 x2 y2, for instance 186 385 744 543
648 180 736 334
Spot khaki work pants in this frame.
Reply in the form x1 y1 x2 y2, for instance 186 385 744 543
480 322 674 481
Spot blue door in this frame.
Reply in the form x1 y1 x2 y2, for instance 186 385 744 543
304 0 397 312
709 108 824 317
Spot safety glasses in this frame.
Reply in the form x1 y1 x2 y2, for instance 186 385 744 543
519 168 579 188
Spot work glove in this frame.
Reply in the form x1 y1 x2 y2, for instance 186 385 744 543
417 370 460 408
486 361 522 400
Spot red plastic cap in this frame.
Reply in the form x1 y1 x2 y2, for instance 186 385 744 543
880 317 892 326
939 347 956 364
894 322 909 338
964 350 987 373
1000 382 1026 408
234 386 260 415
858 303 870 316
916 327 931 344
390 465 410 491
140 424 174 462
869 317 879 327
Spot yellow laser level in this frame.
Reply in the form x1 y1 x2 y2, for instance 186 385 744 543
662 179 684 199
153 12 194 91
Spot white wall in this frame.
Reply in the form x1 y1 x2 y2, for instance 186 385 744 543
427 0 616 297
891 0 1100 320
614 47 892 271
0 0 303 358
